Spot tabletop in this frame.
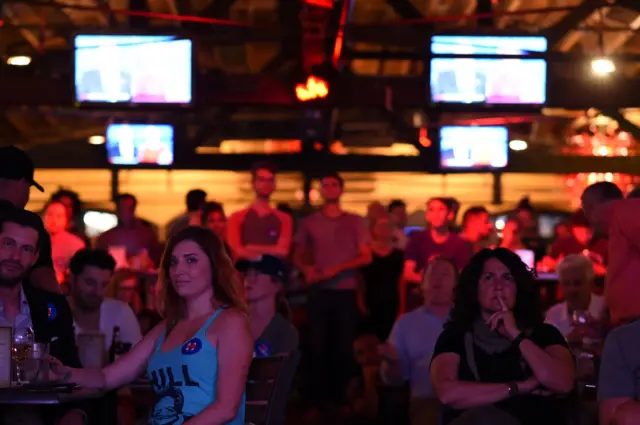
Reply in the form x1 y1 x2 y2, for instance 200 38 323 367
0 385 104 405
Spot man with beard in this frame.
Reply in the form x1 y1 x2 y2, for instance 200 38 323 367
0 145 59 293
0 208 87 425
293 171 372 420
227 161 293 260
67 249 141 355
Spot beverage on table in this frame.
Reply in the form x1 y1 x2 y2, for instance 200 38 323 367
109 326 129 363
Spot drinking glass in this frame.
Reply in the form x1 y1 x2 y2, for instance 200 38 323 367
19 342 50 383
12 327 34 383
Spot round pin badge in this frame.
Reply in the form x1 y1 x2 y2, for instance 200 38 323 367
181 338 203 355
47 303 57 321
254 342 272 357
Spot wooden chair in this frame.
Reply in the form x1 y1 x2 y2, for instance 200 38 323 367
245 351 300 425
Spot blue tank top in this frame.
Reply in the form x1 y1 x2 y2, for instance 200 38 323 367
146 309 245 425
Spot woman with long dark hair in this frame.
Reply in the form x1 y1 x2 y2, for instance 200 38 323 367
51 227 252 425
430 248 574 425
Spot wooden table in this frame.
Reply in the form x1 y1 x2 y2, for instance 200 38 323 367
0 386 104 405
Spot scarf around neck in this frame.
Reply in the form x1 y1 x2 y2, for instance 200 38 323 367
472 318 514 354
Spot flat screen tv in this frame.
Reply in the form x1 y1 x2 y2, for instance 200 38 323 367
106 123 174 166
430 35 547 105
74 34 192 105
439 126 509 170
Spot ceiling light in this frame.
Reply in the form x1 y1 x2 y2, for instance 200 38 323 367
88 135 106 145
591 58 615 76
509 139 528 151
6 55 31 66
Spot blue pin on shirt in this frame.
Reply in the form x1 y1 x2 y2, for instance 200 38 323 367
47 303 57 321
254 342 272 358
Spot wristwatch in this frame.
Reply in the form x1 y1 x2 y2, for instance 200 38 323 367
512 332 526 348
507 381 519 397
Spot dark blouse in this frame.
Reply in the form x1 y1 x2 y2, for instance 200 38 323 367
431 323 569 425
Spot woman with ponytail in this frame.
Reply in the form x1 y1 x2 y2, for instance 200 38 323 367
237 255 299 356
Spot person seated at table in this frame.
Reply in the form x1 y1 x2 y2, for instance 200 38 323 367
430 248 575 425
237 254 298 356
68 249 142 356
379 258 457 425
0 208 88 425
544 254 605 345
51 226 253 425
598 318 640 425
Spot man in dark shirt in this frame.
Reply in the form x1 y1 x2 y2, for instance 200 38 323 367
0 146 59 293
403 197 472 284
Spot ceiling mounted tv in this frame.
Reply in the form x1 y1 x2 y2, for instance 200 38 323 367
430 35 547 105
74 34 193 105
106 123 174 166
439 126 509 170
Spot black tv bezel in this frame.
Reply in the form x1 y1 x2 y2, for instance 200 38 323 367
437 125 510 172
72 31 195 109
427 33 548 110
105 122 177 169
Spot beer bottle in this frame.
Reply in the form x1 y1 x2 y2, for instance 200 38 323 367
109 326 125 364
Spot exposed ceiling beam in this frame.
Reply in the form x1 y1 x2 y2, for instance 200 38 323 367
384 0 423 20
545 0 608 48
605 14 640 53
3 6 43 49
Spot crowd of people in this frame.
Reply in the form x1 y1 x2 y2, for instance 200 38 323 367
1 143 640 425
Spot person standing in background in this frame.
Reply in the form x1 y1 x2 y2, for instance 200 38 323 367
388 199 408 250
361 214 403 341
201 201 232 257
228 161 292 260
43 201 86 284
0 145 59 293
581 182 637 327
459 206 493 253
293 171 372 420
165 189 207 240
403 198 471 285
96 194 160 264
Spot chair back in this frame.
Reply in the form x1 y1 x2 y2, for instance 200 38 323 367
245 351 300 425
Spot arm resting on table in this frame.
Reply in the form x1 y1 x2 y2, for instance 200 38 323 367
63 321 165 391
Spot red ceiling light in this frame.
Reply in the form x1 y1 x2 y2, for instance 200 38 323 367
295 76 329 102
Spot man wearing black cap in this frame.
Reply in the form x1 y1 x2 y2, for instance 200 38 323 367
0 145 59 293
236 255 298 356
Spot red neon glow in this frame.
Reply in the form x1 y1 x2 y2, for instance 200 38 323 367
295 76 329 102
301 0 335 8
332 0 350 67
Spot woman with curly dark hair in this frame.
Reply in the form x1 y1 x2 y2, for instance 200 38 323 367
430 248 574 425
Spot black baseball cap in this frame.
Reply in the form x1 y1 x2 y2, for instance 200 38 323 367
0 146 44 192
235 255 287 282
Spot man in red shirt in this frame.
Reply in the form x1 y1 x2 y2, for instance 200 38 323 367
580 182 640 326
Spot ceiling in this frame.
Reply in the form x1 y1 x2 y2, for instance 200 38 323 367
1 0 640 152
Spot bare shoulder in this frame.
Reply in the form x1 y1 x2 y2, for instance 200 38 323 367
209 309 250 334
145 320 168 341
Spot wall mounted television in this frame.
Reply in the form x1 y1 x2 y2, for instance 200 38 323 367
74 34 193 105
106 123 174 166
429 35 547 105
439 125 509 170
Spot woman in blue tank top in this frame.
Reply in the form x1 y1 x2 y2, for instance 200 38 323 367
51 227 253 425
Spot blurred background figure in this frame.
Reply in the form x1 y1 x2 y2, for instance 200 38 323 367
43 200 86 284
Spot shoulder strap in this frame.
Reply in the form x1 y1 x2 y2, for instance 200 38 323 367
202 307 227 331
464 332 481 381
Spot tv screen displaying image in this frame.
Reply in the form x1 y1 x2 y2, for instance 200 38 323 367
106 124 174 166
430 35 547 105
439 126 508 169
74 35 192 104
